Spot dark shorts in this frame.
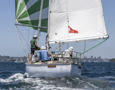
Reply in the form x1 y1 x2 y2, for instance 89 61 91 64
31 48 36 54
31 47 40 54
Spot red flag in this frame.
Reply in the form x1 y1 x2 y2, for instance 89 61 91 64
68 25 78 33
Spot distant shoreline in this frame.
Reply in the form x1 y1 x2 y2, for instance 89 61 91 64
0 55 26 62
0 55 114 62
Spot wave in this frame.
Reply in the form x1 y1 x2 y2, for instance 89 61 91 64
0 73 112 90
0 73 25 85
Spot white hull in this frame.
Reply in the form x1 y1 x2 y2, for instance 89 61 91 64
26 64 81 77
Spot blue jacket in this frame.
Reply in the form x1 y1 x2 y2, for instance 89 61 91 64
39 49 51 61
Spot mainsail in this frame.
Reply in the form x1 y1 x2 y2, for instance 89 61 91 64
15 0 108 55
48 0 108 43
15 0 49 32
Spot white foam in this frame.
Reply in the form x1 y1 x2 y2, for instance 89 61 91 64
0 73 104 90
0 73 24 85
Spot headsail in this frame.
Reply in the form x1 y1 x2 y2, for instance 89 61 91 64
15 0 49 32
48 0 108 43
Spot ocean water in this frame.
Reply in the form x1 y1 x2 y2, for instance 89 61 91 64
0 62 115 90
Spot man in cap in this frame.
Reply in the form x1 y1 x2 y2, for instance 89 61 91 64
39 46 51 62
29 35 40 64
63 47 74 58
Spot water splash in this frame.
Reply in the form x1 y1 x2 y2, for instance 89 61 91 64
0 73 24 85
0 73 112 90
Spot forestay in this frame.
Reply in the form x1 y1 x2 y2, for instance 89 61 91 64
15 0 49 32
48 0 108 43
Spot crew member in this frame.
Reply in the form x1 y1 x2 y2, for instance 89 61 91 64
29 35 40 64
39 46 51 62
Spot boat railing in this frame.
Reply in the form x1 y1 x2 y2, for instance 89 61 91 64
50 51 81 64
32 50 82 65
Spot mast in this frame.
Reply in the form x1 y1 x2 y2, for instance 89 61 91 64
47 0 50 52
37 0 44 44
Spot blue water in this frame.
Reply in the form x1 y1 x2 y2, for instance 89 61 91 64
0 62 115 90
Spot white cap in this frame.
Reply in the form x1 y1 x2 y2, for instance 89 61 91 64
41 46 46 50
33 35 37 38
68 47 74 51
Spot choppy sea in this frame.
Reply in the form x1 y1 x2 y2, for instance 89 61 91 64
0 62 115 90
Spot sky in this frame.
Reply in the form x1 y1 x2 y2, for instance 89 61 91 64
0 0 115 58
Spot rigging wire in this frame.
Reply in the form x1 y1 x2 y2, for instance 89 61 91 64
83 41 86 57
27 28 30 48
20 28 30 48
0 49 6 56
76 38 108 58
15 26 29 56
74 39 107 66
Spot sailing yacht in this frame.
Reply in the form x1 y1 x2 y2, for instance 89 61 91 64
15 0 108 77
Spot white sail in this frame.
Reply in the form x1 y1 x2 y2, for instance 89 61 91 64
48 0 108 44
